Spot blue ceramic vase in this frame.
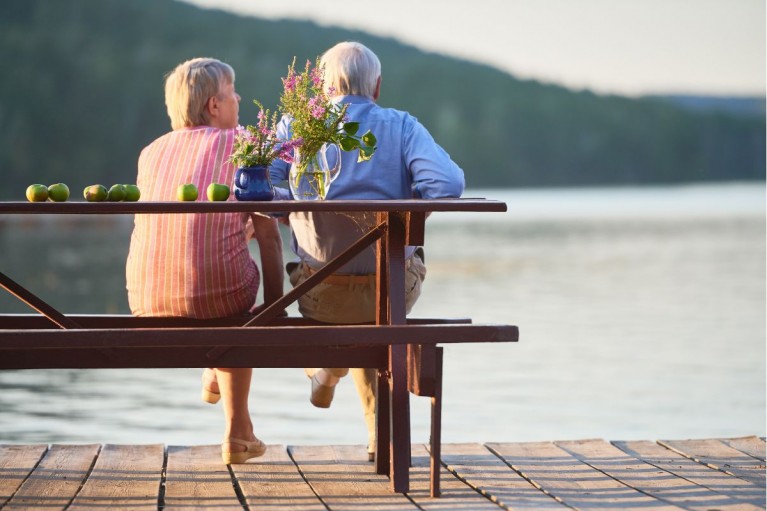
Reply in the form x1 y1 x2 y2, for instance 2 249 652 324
234 165 274 201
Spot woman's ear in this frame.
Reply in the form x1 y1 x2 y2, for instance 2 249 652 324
206 95 220 120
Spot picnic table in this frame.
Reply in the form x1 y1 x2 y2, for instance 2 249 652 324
0 198 518 496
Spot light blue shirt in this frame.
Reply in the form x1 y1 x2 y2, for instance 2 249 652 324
270 95 465 273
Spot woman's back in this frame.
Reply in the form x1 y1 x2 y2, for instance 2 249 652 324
126 126 259 319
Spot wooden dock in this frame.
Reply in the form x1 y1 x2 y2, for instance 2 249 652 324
1 437 764 510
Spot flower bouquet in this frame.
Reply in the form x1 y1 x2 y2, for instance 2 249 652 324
279 58 377 199
228 102 300 200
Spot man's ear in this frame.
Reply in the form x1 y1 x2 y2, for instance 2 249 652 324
373 77 381 101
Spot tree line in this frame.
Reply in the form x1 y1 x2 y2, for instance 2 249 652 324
0 0 763 200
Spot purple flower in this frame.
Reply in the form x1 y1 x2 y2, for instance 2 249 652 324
310 66 323 87
311 105 325 119
283 74 297 92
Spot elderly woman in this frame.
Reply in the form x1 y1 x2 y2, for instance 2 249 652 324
126 57 283 464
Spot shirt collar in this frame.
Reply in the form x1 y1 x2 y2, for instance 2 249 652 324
333 95 375 105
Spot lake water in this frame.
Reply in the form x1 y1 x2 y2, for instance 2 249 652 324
0 182 764 446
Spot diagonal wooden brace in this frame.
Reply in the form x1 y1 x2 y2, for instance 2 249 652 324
204 222 387 362
0 271 81 329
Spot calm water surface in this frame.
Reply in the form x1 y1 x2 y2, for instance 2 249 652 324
0 182 764 446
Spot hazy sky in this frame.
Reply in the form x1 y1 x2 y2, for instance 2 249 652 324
181 0 765 97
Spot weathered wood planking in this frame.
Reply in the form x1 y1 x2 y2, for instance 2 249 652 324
68 444 164 510
229 444 324 511
613 440 766 505
2 444 99 510
407 444 501 510
288 444 418 510
0 440 762 510
660 438 767 487
164 445 242 511
0 444 48 507
557 439 763 511
440 442 567 510
720 436 767 462
487 441 684 510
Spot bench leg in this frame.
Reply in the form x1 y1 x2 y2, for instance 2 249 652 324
430 347 443 498
375 368 390 475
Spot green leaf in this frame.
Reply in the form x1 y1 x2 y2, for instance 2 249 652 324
342 122 359 136
357 146 374 162
340 137 360 152
361 130 377 147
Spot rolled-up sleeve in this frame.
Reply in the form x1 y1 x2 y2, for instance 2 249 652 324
268 115 293 201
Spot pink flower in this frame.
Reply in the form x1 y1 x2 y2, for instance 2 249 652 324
310 66 323 87
311 105 325 119
283 74 297 92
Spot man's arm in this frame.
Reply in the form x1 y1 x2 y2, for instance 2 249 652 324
403 117 466 199
268 115 293 200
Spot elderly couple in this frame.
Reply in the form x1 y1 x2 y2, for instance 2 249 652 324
125 41 465 464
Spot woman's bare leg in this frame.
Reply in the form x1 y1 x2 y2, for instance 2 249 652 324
215 367 255 452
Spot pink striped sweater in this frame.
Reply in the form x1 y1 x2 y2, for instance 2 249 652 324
126 126 259 318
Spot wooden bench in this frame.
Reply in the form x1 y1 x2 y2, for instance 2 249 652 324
0 198 518 496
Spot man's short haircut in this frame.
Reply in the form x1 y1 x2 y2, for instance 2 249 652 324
320 42 381 99
164 58 235 130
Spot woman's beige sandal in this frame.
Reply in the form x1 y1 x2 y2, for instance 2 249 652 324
221 437 267 464
201 369 221 404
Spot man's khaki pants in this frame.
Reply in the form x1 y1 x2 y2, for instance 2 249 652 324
289 252 426 449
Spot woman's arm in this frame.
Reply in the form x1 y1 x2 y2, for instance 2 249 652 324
249 213 284 307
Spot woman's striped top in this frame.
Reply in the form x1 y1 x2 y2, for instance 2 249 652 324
126 126 259 319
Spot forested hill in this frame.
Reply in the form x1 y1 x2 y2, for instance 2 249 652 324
0 0 764 199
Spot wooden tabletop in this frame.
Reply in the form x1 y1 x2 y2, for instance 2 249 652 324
0 198 507 214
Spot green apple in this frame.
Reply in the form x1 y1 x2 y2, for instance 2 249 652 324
83 184 108 202
207 183 230 201
26 184 49 202
47 183 70 202
123 184 141 202
107 184 127 202
177 183 198 201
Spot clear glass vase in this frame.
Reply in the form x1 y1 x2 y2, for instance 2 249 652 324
289 143 341 200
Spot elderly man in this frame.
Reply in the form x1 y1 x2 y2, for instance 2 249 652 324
270 41 465 459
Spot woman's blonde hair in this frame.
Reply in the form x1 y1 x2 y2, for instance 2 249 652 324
164 58 235 130
320 42 381 98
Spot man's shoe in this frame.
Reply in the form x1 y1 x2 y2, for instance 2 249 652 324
306 368 337 408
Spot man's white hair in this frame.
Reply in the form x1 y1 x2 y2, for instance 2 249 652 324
320 41 381 98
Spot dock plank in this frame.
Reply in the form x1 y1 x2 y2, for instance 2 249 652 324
557 439 762 511
487 440 683 510
3 444 100 510
164 445 242 511
0 444 48 507
289 444 418 510
439 442 566 510
68 444 164 510
230 444 324 510
660 438 767 487
613 440 766 505
720 436 767 462
406 444 501 509
0 440 762 510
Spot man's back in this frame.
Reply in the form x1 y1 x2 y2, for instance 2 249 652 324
273 95 465 273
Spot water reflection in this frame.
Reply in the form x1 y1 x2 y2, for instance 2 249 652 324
0 184 764 445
